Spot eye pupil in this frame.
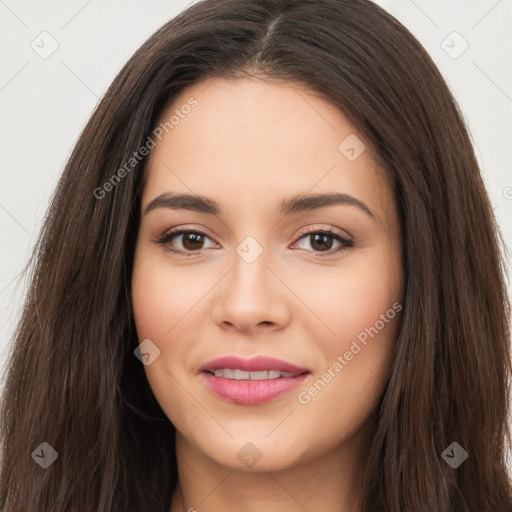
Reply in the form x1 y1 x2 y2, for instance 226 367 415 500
183 233 204 250
310 233 333 251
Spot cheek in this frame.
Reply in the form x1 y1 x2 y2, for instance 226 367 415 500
131 274 168 341
295 247 402 415
294 300 401 457
131 251 196 428
131 246 204 342
305 255 402 355
307 282 400 403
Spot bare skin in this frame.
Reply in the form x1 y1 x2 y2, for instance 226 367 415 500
131 77 404 512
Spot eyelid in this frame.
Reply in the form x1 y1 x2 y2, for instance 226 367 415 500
294 224 352 241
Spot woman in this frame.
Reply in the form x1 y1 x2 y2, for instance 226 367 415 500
1 0 511 511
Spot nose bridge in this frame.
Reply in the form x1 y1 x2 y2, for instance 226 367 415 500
211 233 289 330
229 236 271 304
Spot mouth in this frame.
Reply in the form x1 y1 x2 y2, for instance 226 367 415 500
199 355 311 404
204 369 307 380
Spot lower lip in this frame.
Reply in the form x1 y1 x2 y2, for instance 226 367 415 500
201 371 310 404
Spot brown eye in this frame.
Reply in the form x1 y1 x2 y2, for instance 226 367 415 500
293 228 354 256
309 233 335 251
155 229 217 255
181 232 206 251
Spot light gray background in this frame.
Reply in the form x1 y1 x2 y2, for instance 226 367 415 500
1 0 511 403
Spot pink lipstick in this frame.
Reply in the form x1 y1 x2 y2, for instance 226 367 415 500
199 355 311 405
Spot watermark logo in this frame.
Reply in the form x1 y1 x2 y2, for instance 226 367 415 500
31 31 59 60
237 442 262 468
441 31 469 60
441 442 468 468
236 236 264 264
31 441 58 469
134 338 161 366
338 134 366 161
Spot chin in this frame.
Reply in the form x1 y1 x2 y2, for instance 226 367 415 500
193 432 310 472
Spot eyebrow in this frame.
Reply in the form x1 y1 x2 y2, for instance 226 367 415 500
144 192 377 221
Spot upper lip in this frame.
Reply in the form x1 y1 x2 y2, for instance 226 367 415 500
199 356 311 374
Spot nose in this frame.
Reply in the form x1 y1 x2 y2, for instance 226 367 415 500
211 248 291 334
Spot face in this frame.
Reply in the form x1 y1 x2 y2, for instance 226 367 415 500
131 77 404 472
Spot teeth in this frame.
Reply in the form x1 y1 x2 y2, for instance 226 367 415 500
234 369 250 380
212 369 299 380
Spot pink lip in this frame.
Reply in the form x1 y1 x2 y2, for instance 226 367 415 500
201 372 309 404
199 355 310 374
199 355 311 405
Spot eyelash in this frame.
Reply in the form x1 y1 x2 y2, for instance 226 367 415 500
154 225 354 258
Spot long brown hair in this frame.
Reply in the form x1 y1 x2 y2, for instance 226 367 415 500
1 0 511 510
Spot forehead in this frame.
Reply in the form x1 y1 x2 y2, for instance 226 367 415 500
143 77 395 224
